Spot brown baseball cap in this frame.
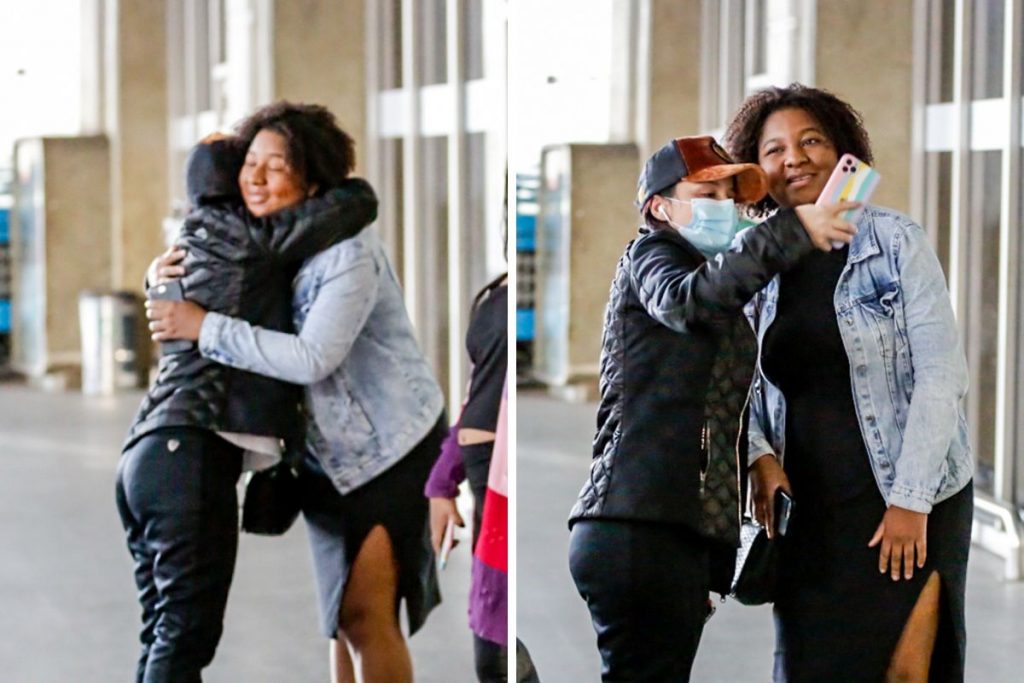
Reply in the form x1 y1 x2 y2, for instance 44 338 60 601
636 136 768 210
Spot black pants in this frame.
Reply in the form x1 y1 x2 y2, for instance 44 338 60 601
474 634 508 682
461 441 494 550
568 519 717 683
115 427 243 683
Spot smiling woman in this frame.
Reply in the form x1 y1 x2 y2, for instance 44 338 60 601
148 101 447 683
234 102 357 217
238 130 312 216
724 84 973 683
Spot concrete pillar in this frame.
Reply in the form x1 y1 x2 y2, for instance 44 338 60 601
641 0 703 157
534 143 640 388
10 136 112 378
815 0 914 214
272 0 366 171
104 0 170 291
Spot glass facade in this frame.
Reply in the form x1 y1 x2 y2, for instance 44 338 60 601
917 0 1024 575
368 0 506 404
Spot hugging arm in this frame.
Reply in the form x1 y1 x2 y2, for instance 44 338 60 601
631 209 812 334
260 178 379 264
198 244 378 384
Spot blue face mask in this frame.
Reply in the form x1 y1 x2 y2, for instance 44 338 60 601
660 197 741 257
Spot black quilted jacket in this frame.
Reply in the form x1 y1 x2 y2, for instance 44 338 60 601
123 141 378 451
568 209 813 549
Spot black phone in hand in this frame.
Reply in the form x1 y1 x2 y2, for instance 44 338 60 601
148 280 195 354
774 490 794 537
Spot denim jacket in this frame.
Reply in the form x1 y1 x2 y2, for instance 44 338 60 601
199 227 445 494
745 206 972 514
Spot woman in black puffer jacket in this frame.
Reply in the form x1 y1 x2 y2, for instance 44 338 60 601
115 109 376 682
567 135 857 682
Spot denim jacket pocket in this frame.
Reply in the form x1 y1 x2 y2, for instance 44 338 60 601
855 286 905 360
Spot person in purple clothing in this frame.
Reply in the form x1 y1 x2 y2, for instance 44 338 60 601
426 273 508 682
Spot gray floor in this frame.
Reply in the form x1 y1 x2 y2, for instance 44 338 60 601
0 383 475 682
517 389 1024 682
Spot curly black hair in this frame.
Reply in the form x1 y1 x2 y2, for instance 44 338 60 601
234 101 356 194
723 83 873 217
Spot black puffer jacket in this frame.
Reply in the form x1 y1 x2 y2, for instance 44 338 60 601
123 141 378 451
568 210 813 550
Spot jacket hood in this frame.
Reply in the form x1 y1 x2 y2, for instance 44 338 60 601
185 138 246 207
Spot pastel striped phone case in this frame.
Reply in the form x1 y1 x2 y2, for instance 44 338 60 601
816 153 880 248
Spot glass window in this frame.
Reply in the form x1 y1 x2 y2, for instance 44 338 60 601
970 0 1004 100
1017 172 1024 513
419 136 450 397
380 0 403 90
465 0 485 81
378 138 405 279
418 0 447 86
465 132 491 292
924 151 954 277
746 0 768 78
966 149 1003 495
926 0 956 104
192 0 211 112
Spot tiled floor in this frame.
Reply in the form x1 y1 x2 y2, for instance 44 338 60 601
0 383 475 682
518 389 1024 682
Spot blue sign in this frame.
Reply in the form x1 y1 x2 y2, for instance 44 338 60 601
516 309 534 342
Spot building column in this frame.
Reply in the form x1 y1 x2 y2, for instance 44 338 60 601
103 0 170 291
271 0 366 170
639 0 703 156
815 0 914 214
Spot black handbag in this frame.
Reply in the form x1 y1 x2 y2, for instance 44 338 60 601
240 462 302 536
730 519 781 605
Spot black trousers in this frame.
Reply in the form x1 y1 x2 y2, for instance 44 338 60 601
461 441 494 550
473 634 508 682
568 519 717 683
115 427 243 683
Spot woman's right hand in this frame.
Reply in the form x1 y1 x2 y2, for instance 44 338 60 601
428 497 465 554
750 453 792 538
147 246 187 285
794 201 860 252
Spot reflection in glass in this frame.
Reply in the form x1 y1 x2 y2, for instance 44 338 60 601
970 0 1004 100
924 151 953 276
466 0 485 81
418 0 447 86
966 150 1003 495
380 0 403 90
419 136 450 400
926 0 956 104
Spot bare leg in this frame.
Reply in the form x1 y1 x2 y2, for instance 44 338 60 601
339 525 413 683
329 632 356 683
885 571 941 683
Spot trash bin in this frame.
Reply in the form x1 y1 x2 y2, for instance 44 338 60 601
79 290 146 395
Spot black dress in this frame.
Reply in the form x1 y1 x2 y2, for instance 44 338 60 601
761 247 972 683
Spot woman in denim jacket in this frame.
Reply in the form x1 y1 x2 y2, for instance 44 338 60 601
150 102 445 683
724 85 973 683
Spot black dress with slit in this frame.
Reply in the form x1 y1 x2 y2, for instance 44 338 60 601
760 246 972 683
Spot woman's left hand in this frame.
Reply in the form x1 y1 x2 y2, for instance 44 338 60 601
146 299 208 341
868 505 928 581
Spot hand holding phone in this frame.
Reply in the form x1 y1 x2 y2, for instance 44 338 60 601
148 280 195 354
774 490 794 537
816 153 880 249
439 519 456 570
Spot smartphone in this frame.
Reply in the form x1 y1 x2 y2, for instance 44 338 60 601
774 490 794 537
438 518 456 570
148 279 195 354
816 153 880 249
